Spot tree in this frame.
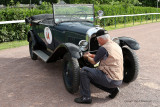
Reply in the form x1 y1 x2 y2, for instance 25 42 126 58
139 0 159 7
0 0 158 7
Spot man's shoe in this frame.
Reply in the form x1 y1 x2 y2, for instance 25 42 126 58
109 87 119 99
74 96 92 104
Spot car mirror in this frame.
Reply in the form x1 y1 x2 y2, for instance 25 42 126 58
97 10 104 17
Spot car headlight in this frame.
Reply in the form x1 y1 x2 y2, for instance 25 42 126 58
78 40 88 51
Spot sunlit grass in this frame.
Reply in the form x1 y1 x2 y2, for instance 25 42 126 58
0 40 28 50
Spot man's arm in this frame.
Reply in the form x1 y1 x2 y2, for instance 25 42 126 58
87 56 96 65
94 47 108 63
87 53 95 58
83 52 96 65
83 47 108 65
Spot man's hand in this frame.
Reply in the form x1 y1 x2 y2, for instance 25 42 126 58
83 52 96 65
83 52 95 59
83 52 89 59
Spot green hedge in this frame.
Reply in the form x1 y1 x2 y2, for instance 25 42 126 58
0 5 52 43
0 0 58 5
95 5 160 26
0 4 160 43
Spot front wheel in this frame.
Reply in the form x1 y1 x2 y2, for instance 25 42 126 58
63 53 80 94
122 47 139 83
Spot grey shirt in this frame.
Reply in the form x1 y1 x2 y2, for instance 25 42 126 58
94 47 108 63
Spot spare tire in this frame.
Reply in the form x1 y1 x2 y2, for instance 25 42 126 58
63 53 80 94
122 47 139 83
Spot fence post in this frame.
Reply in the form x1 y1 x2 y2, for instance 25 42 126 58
103 19 105 29
156 14 157 22
146 15 147 23
124 16 126 27
133 16 134 25
115 17 116 28
141 15 142 24
133 8 135 25
152 14 153 23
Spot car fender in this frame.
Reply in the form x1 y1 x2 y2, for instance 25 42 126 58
63 43 82 59
27 30 46 50
118 37 140 50
27 30 37 48
47 43 82 62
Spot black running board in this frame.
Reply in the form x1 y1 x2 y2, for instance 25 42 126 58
33 50 49 62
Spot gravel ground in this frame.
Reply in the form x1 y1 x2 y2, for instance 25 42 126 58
0 22 160 107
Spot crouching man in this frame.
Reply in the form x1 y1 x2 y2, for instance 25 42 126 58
74 30 123 104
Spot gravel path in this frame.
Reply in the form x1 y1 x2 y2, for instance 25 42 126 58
0 22 160 107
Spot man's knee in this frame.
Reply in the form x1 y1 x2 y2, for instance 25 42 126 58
81 66 89 72
80 66 90 75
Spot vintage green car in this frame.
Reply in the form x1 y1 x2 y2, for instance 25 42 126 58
25 4 140 94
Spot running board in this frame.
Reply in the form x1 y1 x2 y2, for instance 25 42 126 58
33 50 49 62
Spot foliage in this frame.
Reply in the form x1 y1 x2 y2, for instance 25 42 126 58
0 0 160 7
64 0 158 7
0 0 58 5
38 1 52 10
0 5 52 43
139 0 158 7
95 4 160 26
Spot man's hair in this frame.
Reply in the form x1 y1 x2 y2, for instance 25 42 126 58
97 34 110 40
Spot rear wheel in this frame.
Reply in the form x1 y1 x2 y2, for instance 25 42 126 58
122 47 139 83
29 38 37 60
63 53 80 94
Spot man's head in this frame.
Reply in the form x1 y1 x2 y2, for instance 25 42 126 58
96 30 110 46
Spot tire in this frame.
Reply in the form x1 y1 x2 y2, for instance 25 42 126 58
122 47 139 83
63 53 80 94
29 37 38 60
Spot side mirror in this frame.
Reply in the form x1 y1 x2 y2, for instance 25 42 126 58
97 10 104 17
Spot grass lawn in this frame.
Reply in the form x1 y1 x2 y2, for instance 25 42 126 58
0 40 28 50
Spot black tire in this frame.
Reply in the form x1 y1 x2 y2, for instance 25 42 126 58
122 47 139 83
29 38 38 60
63 53 80 94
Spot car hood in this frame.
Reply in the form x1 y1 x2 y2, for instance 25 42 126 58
54 22 94 35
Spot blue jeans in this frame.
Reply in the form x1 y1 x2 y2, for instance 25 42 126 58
80 66 122 98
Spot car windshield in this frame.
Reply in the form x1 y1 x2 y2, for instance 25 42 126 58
53 4 94 23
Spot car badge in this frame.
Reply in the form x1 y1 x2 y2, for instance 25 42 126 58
44 27 52 44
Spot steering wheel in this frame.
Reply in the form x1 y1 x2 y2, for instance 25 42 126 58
70 11 88 20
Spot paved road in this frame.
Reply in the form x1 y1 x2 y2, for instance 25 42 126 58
0 23 160 107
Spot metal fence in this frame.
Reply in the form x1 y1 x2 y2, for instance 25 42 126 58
0 20 25 25
97 13 160 28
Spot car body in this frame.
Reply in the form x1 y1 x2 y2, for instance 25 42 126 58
25 4 140 94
